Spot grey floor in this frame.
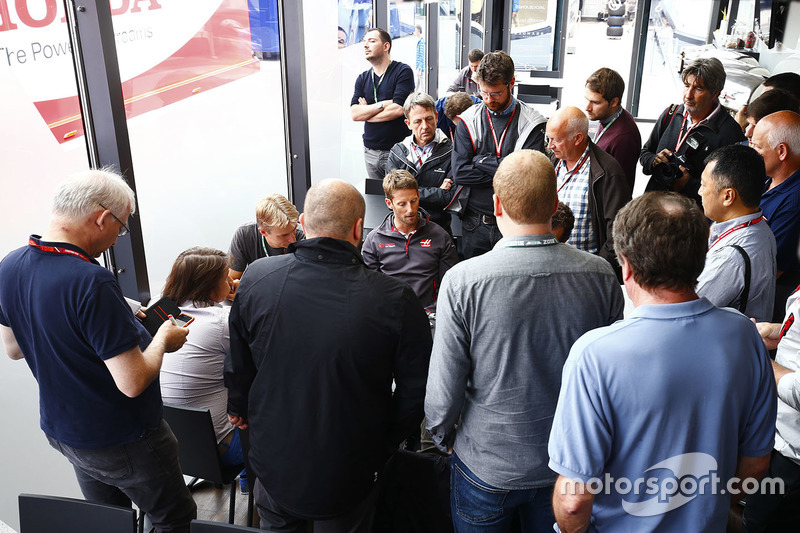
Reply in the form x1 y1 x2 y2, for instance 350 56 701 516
191 480 258 528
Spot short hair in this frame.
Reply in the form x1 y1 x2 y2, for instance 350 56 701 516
764 72 800 100
383 169 419 200
613 192 709 292
549 107 589 141
585 67 625 104
403 92 436 117
52 167 136 221
444 92 475 119
493 150 557 224
468 48 484 63
761 111 800 153
552 202 575 243
746 89 800 122
703 145 766 209
366 27 392 53
255 194 299 231
162 247 230 307
681 57 726 96
415 24 422 33
474 50 514 86
303 179 366 240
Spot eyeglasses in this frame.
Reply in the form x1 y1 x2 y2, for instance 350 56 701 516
479 84 509 99
98 203 131 237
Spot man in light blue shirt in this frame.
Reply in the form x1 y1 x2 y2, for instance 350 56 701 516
425 150 623 532
696 144 776 321
549 192 777 532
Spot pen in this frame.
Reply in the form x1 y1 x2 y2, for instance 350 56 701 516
168 315 178 326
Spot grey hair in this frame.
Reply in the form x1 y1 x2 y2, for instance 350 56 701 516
564 113 589 140
764 111 800 153
52 167 136 220
681 57 726 96
403 92 436 117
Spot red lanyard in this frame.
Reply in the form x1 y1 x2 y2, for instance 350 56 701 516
708 216 764 250
556 150 591 193
674 113 708 152
486 106 517 157
28 238 92 263
411 143 431 168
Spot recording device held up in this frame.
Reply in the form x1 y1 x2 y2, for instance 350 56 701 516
658 131 709 185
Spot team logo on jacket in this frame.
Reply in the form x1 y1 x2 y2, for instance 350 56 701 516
420 239 432 247
379 242 396 248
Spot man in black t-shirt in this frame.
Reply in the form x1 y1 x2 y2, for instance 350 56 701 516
350 27 414 181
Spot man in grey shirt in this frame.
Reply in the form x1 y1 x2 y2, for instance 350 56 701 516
425 150 624 531
696 145 776 321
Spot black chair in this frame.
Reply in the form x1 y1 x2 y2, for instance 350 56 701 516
162 404 250 525
191 519 260 532
19 493 137 533
516 83 561 106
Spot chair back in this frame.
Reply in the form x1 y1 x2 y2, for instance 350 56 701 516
19 493 136 533
191 519 260 532
163 404 239 485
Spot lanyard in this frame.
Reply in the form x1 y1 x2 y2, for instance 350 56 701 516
486 105 517 157
674 112 708 152
372 61 390 103
708 216 765 250
556 150 591 193
28 238 92 263
500 237 560 248
592 108 622 144
411 142 434 168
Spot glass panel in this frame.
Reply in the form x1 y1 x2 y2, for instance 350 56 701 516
470 0 486 51
438 0 462 97
390 1 427 91
111 0 288 291
339 0 373 48
0 2 90 262
637 0 715 119
509 0 559 71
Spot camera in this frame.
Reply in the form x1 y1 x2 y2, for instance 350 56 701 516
658 131 708 185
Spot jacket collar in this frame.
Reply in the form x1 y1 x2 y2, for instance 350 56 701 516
291 237 364 266
376 208 432 236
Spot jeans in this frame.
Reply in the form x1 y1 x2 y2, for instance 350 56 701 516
47 419 196 533
364 147 390 181
742 449 800 532
450 453 555 533
460 212 503 259
254 477 379 533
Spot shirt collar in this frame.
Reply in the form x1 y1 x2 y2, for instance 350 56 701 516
709 210 763 243
488 96 518 117
599 107 623 126
28 235 100 265
495 234 560 249
688 100 721 126
629 297 716 320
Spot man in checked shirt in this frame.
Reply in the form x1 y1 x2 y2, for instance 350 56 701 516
546 106 631 279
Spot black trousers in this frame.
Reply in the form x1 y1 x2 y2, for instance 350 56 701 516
742 449 800 532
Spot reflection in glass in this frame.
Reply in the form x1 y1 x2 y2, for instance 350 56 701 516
339 0 373 48
438 0 462 96
509 0 558 71
112 0 289 289
391 1 426 92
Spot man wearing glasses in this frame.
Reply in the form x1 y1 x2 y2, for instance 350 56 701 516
0 169 196 532
450 50 547 259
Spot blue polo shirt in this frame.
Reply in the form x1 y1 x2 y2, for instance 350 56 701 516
0 236 160 449
549 298 776 532
761 168 800 273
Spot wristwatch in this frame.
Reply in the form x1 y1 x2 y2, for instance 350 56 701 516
377 101 384 110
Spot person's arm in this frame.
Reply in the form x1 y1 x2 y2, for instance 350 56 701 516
753 320 782 350
225 291 258 423
695 247 745 309
368 62 415 124
361 232 382 271
639 106 672 175
437 237 459 288
773 359 800 411
366 102 405 123
730 454 771 504
553 475 594 533
104 320 189 397
470 121 546 177
767 208 800 274
424 273 470 452
451 116 494 187
1 324 24 360
446 67 467 94
350 72 373 122
596 156 632 271
389 287 433 446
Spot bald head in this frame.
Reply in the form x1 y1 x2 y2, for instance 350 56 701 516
546 106 589 162
494 150 557 224
301 179 366 243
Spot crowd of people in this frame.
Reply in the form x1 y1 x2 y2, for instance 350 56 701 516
2 25 800 533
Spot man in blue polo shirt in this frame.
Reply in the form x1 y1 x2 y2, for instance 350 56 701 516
0 169 196 532
351 27 414 181
549 192 776 532
751 110 800 322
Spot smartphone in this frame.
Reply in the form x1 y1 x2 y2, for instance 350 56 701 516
139 296 194 335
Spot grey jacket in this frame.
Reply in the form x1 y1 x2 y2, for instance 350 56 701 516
425 236 624 489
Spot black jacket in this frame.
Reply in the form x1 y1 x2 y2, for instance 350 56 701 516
385 130 455 233
640 102 745 203
226 238 432 519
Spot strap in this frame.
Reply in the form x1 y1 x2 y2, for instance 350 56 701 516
730 245 751 313
659 104 678 136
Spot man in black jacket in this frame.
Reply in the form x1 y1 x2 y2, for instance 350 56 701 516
225 179 432 533
386 92 455 234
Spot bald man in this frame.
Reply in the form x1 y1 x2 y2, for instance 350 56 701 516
226 180 432 532
546 106 632 278
751 110 800 321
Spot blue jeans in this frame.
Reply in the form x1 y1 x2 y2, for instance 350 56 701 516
450 453 554 532
460 212 503 259
47 419 196 533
